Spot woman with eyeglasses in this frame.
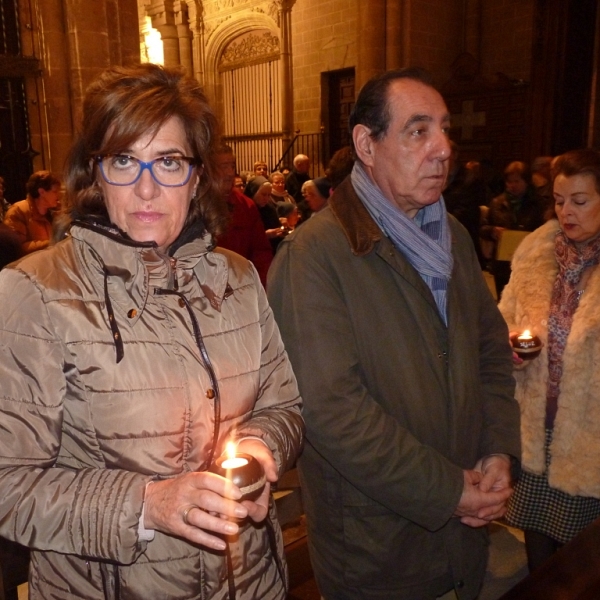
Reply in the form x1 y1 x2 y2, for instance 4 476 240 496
0 63 303 599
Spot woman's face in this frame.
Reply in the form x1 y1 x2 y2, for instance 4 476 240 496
505 173 527 197
303 185 327 212
253 183 272 207
98 117 199 252
554 173 600 243
271 174 286 193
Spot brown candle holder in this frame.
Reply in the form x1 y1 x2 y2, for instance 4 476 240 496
510 332 543 360
210 453 266 501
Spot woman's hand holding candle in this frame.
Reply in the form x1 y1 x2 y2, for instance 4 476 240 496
509 331 530 369
143 471 248 550
232 438 278 523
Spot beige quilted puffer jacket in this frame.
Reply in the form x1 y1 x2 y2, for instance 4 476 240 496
0 219 304 599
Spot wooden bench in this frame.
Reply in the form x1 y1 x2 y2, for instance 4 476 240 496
499 517 600 599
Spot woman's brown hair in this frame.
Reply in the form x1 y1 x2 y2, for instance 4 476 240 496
63 63 228 239
552 148 600 194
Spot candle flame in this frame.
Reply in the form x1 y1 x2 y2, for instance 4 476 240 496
225 441 237 461
519 329 532 339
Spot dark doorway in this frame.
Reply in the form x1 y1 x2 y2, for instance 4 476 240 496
0 0 38 203
530 0 598 156
321 68 355 163
552 0 598 153
0 78 34 203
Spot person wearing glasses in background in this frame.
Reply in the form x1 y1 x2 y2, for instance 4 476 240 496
0 63 303 599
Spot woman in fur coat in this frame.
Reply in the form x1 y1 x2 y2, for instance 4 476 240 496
499 148 600 572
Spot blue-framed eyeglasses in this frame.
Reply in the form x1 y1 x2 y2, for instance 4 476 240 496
95 154 198 187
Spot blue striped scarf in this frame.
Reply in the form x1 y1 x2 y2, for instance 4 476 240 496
351 162 453 324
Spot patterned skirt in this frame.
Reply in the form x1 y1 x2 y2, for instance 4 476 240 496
505 429 600 544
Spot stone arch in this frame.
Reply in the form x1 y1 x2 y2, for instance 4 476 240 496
204 11 280 115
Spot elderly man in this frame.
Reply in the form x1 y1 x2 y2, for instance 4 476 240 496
215 145 272 286
268 68 520 600
285 153 311 204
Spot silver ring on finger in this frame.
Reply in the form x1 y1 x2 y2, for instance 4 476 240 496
182 505 199 526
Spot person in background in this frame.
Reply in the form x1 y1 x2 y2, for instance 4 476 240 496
215 144 272 286
3 170 61 255
233 174 245 191
276 201 300 233
480 161 544 298
300 178 330 220
253 160 269 178
0 222 22 269
325 145 355 190
268 67 520 600
269 171 295 205
285 154 311 204
0 63 303 599
0 176 10 220
245 175 287 252
444 156 489 269
499 148 600 572
532 155 555 221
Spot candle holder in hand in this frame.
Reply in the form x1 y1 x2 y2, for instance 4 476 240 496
510 329 543 360
210 443 266 501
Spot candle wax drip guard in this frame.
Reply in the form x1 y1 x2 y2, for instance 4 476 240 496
211 453 266 501
510 333 543 360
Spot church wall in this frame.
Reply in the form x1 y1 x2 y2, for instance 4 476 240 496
480 0 535 82
409 0 463 85
290 0 357 136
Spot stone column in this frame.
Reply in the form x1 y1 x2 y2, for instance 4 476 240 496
148 0 181 67
356 0 387 89
278 0 296 144
174 1 193 77
185 0 205 85
386 0 403 70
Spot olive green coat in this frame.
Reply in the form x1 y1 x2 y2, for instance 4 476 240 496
268 178 520 600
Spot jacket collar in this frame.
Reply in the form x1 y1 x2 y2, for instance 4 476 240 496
71 220 230 319
329 176 382 256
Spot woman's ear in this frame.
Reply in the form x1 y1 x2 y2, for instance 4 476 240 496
352 124 375 167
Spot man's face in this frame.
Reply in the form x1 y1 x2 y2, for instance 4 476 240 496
296 158 310 174
353 79 451 218
215 152 236 197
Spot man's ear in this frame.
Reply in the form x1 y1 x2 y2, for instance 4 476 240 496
352 125 375 167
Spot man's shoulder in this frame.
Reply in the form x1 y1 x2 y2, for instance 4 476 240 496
279 206 343 253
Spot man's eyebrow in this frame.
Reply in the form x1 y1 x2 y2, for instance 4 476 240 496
401 114 432 132
401 112 451 133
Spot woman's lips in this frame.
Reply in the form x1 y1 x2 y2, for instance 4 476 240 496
133 211 163 223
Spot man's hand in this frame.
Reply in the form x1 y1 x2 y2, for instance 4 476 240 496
454 467 513 528
474 454 513 492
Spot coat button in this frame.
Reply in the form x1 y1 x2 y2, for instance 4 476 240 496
178 298 186 308
127 309 137 318
206 389 215 399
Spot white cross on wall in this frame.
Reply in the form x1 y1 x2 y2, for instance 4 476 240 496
451 100 486 140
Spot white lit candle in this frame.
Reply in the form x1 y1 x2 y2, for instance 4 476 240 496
211 440 266 501
220 441 249 469
220 456 249 469
518 329 532 340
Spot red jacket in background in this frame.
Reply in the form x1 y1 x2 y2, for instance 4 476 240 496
217 188 272 286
